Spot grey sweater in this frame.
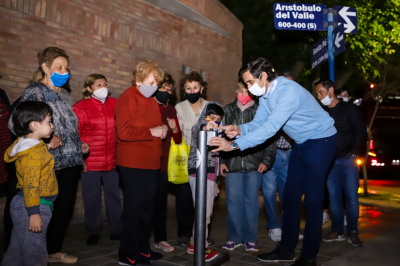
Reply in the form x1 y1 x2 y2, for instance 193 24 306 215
8 82 83 170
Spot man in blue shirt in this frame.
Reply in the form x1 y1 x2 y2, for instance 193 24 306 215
210 58 337 266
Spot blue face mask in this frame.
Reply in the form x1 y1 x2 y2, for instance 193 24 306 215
49 71 70 87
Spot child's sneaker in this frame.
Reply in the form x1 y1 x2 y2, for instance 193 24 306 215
187 241 195 254
322 230 346 242
244 242 258 252
222 241 242 251
347 231 363 247
205 248 218 262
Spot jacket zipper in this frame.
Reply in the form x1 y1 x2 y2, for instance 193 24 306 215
103 103 109 171
241 109 244 171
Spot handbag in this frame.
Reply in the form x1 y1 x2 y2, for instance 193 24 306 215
168 138 189 184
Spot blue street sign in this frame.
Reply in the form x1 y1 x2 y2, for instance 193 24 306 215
333 6 357 34
274 3 327 31
311 24 345 69
311 37 328 69
332 24 345 57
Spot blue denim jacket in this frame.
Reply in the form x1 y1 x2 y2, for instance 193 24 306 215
236 77 336 151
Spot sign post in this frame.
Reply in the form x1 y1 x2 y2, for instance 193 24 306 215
327 8 335 81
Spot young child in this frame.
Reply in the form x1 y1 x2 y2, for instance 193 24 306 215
2 101 58 266
186 102 224 262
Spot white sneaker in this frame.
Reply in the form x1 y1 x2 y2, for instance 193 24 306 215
344 215 347 227
322 212 330 224
154 241 174 252
298 234 304 240
269 228 282 242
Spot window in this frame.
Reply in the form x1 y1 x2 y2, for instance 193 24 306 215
200 69 207 81
182 65 190 78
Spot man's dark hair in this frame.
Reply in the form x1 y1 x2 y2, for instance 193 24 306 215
314 79 335 90
206 103 224 120
239 57 277 82
12 101 53 136
335 86 349 96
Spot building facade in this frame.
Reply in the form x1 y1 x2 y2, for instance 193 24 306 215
0 0 243 105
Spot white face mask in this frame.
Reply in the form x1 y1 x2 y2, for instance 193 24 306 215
249 74 266 96
92 87 108 103
320 94 333 106
338 96 349 102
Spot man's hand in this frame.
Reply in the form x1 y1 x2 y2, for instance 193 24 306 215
218 125 241 139
258 163 268 173
29 214 43 232
216 183 220 196
209 137 233 152
82 142 90 155
220 164 229 177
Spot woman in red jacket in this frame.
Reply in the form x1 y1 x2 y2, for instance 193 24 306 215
73 74 122 246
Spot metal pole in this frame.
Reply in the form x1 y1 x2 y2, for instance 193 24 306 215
194 130 208 266
327 8 335 82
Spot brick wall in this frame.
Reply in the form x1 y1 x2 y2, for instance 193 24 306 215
0 0 243 106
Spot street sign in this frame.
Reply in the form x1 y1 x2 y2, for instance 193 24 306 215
311 24 345 69
332 24 345 56
311 37 328 69
274 3 327 31
333 6 357 34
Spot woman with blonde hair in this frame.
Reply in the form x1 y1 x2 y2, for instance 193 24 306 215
73 74 122 246
115 60 167 265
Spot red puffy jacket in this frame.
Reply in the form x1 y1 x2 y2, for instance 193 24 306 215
73 97 117 171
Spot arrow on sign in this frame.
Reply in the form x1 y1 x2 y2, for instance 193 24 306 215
335 32 344 48
339 7 356 33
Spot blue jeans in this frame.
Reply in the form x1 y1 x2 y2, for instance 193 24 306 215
262 149 291 230
327 154 360 233
278 135 336 260
225 171 262 243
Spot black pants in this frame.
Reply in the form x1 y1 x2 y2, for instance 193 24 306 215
174 182 195 239
119 166 159 259
47 165 81 254
3 171 18 250
152 171 168 242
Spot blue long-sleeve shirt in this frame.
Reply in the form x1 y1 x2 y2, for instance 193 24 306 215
236 77 337 151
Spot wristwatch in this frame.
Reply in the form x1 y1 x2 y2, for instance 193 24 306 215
231 141 239 150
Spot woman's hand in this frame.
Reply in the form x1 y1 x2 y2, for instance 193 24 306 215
166 118 178 133
220 164 229 177
216 183 220 196
82 143 90 155
47 135 62 150
29 214 43 232
218 125 241 139
150 125 168 139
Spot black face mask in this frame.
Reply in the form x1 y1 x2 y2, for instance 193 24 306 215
155 90 170 104
185 91 201 104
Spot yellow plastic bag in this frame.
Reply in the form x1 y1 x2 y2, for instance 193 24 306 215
168 138 189 184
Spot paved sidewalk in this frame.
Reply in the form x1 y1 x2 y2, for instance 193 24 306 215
1 192 400 266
